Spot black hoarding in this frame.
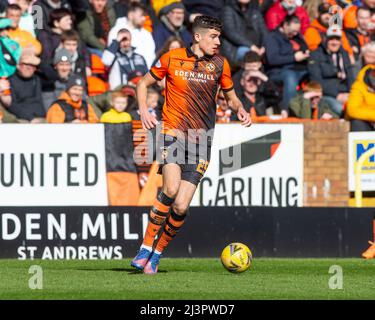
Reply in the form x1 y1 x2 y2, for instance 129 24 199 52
0 207 372 259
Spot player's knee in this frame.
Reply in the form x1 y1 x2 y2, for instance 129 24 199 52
172 202 189 216
163 185 179 199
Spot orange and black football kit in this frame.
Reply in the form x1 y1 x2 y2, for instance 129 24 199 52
150 47 234 186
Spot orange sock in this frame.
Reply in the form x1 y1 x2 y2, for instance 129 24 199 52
142 192 174 248
155 209 186 254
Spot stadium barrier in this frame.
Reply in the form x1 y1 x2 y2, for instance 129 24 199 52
0 207 372 259
1 122 375 208
355 146 375 207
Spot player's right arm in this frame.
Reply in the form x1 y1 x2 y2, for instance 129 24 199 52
136 52 170 130
136 73 158 130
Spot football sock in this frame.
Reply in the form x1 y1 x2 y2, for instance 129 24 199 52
142 192 174 248
155 208 186 253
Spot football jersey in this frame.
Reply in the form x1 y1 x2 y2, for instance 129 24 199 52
150 47 234 135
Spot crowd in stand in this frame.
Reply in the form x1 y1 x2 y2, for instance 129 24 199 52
0 0 375 131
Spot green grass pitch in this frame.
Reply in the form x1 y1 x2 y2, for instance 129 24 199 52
0 258 374 300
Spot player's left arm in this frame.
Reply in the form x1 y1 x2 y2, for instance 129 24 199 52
224 89 252 127
220 58 251 127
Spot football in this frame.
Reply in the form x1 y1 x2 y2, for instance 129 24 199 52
221 243 252 273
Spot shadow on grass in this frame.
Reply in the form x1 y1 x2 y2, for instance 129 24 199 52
76 268 168 274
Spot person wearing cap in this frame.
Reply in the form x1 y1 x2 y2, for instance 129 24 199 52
289 80 338 120
346 65 375 131
308 25 355 116
346 6 372 62
304 2 353 56
0 18 22 78
46 75 98 123
102 28 148 90
0 52 46 122
152 1 192 52
41 47 75 110
6 4 42 55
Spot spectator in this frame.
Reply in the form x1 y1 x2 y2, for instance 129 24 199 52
216 88 232 123
6 4 42 55
233 51 282 110
233 51 263 93
41 48 73 110
0 18 22 78
102 28 148 90
353 41 375 75
77 0 117 56
60 30 92 78
129 86 162 120
303 0 324 21
154 35 184 63
304 3 354 57
0 0 7 13
346 65 375 131
221 0 267 66
0 52 46 122
265 0 310 34
100 90 132 123
88 84 136 117
153 1 192 52
235 70 268 120
182 0 225 20
346 7 372 61
108 3 156 68
343 0 375 30
37 8 73 64
32 0 71 32
264 15 309 117
308 25 355 116
289 80 338 120
47 74 99 123
13 0 36 36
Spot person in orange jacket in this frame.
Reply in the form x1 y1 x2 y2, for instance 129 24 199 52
47 75 99 123
343 0 375 29
304 3 354 57
6 4 42 55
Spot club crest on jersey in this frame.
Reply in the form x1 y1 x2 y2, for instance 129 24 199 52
206 62 215 73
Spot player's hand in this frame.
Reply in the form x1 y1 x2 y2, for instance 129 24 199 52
237 107 252 127
140 110 158 130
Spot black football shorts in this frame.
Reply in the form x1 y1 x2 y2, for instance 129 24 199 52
156 134 211 186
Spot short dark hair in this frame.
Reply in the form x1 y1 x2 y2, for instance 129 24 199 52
357 6 371 16
7 4 22 12
128 3 147 14
49 8 73 28
61 30 80 43
282 14 301 26
244 51 261 64
192 15 222 33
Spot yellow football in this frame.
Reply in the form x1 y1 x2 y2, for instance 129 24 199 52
221 243 252 273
